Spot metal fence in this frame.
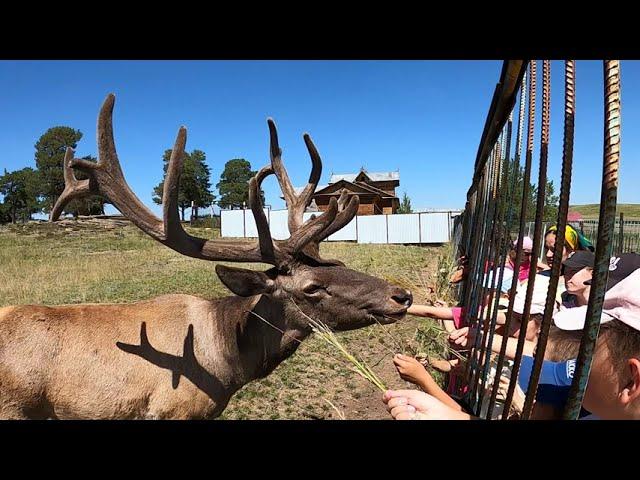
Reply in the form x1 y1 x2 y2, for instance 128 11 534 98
220 208 461 244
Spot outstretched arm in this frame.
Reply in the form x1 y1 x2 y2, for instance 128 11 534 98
392 354 462 411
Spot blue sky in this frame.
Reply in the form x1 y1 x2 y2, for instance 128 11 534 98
1 60 638 217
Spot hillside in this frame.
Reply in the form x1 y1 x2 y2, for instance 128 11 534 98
570 203 640 219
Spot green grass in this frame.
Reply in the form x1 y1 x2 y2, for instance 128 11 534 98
570 203 640 219
0 219 450 420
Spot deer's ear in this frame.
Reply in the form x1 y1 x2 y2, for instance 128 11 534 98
215 265 275 297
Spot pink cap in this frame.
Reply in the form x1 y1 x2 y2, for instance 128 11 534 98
513 236 534 252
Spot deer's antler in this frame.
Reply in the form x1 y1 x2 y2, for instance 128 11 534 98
51 94 358 269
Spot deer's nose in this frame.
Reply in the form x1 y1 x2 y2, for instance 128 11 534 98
391 288 413 308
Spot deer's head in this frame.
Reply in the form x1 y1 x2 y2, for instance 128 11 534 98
51 94 412 331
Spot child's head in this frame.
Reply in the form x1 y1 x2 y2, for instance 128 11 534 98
582 320 640 419
544 326 582 362
509 236 534 265
544 225 595 269
551 265 640 419
562 251 595 296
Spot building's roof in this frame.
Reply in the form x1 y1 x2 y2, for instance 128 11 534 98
567 211 584 221
292 185 328 196
329 171 400 183
284 180 398 200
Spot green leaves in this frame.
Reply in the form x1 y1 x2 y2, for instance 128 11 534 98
152 148 215 221
398 191 413 214
216 158 264 209
0 167 43 223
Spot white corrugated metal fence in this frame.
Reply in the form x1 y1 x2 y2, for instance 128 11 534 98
220 208 460 244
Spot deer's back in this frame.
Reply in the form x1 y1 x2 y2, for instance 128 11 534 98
0 295 230 419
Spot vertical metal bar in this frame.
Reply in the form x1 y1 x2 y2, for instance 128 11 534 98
464 151 496 393
522 60 575 419
503 60 551 416
563 60 621 419
489 60 537 417
475 115 516 417
467 144 503 410
462 163 493 405
486 79 527 417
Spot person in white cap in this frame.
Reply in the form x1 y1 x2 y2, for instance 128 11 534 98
551 255 640 419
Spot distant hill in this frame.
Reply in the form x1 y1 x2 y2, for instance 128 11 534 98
570 204 640 219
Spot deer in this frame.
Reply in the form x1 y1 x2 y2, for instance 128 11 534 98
0 94 413 419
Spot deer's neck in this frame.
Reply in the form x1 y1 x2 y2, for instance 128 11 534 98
211 295 311 389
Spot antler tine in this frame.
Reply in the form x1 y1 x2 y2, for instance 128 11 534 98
268 118 324 235
297 133 322 206
248 165 277 263
97 93 125 178
287 197 339 253
49 147 93 220
313 195 359 242
267 118 296 208
163 127 190 242
336 189 349 212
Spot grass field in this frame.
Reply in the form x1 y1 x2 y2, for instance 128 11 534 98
0 219 452 420
571 203 640 219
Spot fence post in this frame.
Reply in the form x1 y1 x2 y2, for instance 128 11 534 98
211 205 215 239
355 214 359 244
385 214 389 244
618 212 624 255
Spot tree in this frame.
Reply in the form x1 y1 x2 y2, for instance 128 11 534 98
34 126 105 215
216 159 264 210
152 149 215 221
398 191 413 214
188 150 215 220
502 158 559 226
0 201 10 224
0 167 42 223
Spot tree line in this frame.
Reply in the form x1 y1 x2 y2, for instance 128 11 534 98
1 126 263 224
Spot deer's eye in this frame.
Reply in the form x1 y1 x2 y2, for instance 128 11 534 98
303 284 326 295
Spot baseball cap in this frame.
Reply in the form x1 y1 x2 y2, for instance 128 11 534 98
562 251 595 274
553 267 640 331
607 253 640 290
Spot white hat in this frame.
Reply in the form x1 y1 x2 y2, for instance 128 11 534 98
553 268 640 331
513 273 553 315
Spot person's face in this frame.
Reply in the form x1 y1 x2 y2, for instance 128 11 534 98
564 267 593 295
583 343 640 420
509 248 531 264
545 233 572 269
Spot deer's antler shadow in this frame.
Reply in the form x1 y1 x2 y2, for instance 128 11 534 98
116 322 226 403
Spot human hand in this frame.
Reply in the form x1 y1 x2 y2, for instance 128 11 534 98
382 389 472 420
449 326 474 349
393 354 428 385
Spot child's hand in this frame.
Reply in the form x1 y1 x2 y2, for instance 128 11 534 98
382 389 471 420
449 326 474 349
393 354 428 385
